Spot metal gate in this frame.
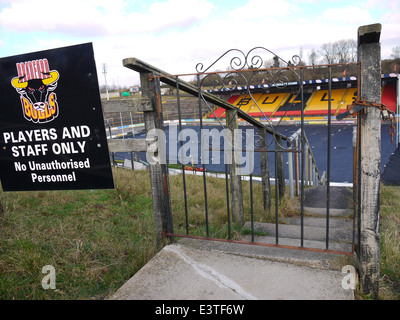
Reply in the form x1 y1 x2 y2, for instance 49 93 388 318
113 48 362 256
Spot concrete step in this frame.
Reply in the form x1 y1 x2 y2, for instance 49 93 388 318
304 185 353 210
177 238 354 272
242 221 354 244
303 185 354 217
241 235 353 253
284 216 354 229
303 206 352 217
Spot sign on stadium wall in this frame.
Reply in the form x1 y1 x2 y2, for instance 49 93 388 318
0 43 114 191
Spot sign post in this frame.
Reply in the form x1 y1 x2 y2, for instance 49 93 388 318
0 43 114 191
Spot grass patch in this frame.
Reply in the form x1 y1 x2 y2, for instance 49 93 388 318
379 185 400 299
0 169 156 300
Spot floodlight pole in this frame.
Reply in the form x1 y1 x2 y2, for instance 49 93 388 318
102 63 110 101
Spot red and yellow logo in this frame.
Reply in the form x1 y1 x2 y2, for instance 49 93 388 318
11 58 59 123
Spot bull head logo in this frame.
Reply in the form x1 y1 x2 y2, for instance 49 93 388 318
11 60 60 123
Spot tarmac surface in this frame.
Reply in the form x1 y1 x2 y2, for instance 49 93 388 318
382 145 400 185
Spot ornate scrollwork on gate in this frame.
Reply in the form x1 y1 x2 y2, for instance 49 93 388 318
196 47 301 90
195 47 303 151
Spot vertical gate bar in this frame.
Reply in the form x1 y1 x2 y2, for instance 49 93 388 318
326 66 332 250
294 139 299 196
250 173 254 243
357 61 362 258
300 68 305 247
225 164 231 239
275 150 279 244
305 145 309 185
288 139 294 198
352 125 358 251
357 113 362 258
197 75 209 237
308 151 312 185
397 74 400 147
176 78 189 235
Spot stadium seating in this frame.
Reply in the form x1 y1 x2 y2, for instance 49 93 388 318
208 95 239 118
304 89 349 115
335 88 357 117
382 84 397 112
246 92 289 117
273 92 312 117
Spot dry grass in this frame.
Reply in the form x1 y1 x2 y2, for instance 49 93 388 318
0 169 157 300
379 185 400 299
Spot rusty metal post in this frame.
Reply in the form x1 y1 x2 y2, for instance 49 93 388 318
358 23 382 299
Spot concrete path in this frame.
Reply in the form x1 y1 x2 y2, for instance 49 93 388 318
108 238 354 300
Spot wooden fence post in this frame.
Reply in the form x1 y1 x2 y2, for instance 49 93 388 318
258 127 271 211
358 23 382 299
276 135 285 200
140 72 174 249
226 109 244 225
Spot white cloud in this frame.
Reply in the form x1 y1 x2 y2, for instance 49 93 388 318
228 0 293 20
1 0 399 87
0 0 214 36
320 6 373 24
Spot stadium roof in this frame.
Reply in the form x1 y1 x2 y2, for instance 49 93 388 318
206 73 399 93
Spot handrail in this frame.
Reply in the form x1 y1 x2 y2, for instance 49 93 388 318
122 57 288 141
287 128 322 198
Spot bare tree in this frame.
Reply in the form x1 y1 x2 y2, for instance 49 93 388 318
319 39 357 64
319 42 337 64
391 46 400 60
308 48 318 66
334 39 357 63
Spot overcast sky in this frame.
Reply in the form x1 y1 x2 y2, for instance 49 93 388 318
0 0 399 88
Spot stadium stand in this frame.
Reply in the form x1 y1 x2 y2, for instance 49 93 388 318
234 93 263 113
273 92 312 117
246 92 289 117
335 88 357 117
382 84 397 112
103 74 397 125
304 88 349 115
203 75 397 121
208 95 239 118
